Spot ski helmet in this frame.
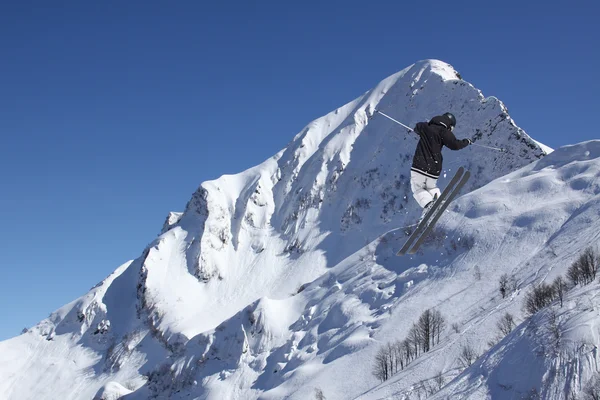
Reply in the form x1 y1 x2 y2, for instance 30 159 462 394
443 112 457 128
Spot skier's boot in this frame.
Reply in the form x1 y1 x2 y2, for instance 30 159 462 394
418 202 433 224
418 193 438 224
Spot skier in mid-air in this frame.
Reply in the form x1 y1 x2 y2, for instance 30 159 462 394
410 112 471 216
370 109 475 255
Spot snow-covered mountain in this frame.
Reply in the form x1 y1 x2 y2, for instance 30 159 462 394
5 59 588 400
357 140 600 400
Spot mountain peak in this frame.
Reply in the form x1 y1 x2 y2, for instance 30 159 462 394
413 59 463 81
0 61 565 400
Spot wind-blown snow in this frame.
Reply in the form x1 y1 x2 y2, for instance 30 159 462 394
2 59 578 400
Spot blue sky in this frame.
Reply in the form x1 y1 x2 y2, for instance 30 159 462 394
0 1 597 340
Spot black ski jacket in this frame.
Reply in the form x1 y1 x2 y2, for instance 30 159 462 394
411 115 470 179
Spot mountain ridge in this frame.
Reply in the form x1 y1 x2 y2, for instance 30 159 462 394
0 59 556 400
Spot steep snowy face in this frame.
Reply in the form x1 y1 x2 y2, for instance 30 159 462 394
145 59 547 340
427 288 600 400
357 141 600 400
0 59 552 400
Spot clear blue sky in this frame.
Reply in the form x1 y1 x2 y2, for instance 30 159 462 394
0 1 597 340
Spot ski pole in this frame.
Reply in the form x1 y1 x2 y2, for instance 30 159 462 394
471 142 506 152
374 110 507 153
375 110 414 132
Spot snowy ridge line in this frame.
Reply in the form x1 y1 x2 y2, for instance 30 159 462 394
0 59 557 400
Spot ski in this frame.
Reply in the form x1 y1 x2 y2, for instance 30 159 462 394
396 167 465 256
408 170 471 254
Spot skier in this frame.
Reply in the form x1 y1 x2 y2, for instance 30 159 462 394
410 112 471 216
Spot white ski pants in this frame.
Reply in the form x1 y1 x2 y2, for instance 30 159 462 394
410 171 441 208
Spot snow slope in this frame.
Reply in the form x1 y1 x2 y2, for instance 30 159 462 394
358 141 600 400
0 59 554 400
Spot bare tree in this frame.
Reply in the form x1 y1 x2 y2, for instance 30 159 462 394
499 274 509 299
432 310 446 346
392 340 409 371
417 309 433 352
497 313 516 337
373 345 391 382
553 276 566 307
314 388 326 400
568 247 600 286
401 338 413 364
487 337 499 349
386 341 399 375
567 259 582 286
458 343 479 368
451 322 460 333
408 324 421 358
583 247 600 281
416 309 446 352
373 340 407 382
375 311 447 380
524 282 556 315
